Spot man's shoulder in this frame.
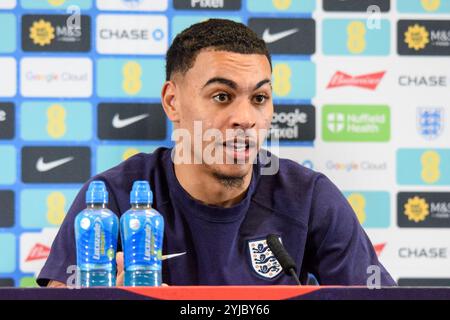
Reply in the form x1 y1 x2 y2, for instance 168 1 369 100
86 147 171 207
99 147 169 179
260 153 321 188
255 154 339 224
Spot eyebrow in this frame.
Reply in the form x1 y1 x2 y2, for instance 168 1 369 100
202 77 271 91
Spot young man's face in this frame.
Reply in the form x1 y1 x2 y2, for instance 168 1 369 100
171 49 273 182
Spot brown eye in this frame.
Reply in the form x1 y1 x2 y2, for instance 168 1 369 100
213 93 231 103
253 94 268 105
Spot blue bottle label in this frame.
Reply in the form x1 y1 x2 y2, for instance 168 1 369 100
122 211 163 270
76 214 117 269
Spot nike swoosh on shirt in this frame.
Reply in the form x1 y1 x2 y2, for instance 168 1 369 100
262 28 299 44
162 252 186 261
112 113 150 129
36 156 74 172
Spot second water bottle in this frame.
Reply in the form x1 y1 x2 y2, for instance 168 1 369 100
120 181 164 286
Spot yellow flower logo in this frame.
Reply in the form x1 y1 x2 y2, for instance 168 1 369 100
404 24 429 51
29 19 55 46
404 196 430 223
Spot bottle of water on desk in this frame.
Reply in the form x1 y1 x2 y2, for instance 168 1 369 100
121 181 164 286
74 180 119 287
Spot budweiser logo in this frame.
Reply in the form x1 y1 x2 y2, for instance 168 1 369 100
327 71 386 90
26 243 51 262
373 243 386 257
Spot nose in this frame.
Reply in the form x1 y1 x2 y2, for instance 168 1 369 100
229 99 256 130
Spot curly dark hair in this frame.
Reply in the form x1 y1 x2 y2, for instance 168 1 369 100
165 19 272 81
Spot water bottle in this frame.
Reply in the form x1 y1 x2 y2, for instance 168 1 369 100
120 181 164 286
74 180 119 287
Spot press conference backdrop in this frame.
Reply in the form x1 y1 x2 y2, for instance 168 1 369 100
0 0 449 288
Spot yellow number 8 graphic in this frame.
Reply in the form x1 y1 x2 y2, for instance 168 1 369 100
122 61 143 95
272 0 292 10
273 63 292 97
47 104 66 139
47 192 66 226
347 193 367 225
47 0 66 6
421 0 441 11
347 21 366 54
122 148 140 161
421 150 441 184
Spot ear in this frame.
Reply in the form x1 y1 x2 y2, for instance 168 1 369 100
161 80 180 124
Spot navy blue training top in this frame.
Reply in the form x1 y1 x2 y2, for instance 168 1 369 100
37 147 396 286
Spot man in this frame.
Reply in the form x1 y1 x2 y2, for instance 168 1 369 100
38 19 395 287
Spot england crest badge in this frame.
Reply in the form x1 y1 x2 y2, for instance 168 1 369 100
248 238 283 279
417 107 444 140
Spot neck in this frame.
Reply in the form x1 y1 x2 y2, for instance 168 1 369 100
174 162 253 208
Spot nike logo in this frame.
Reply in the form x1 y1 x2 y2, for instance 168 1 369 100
112 113 149 129
162 252 186 261
36 156 74 172
262 28 299 44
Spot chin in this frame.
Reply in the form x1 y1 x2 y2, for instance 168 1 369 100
208 162 253 179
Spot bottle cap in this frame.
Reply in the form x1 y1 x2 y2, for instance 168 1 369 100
130 181 153 205
86 180 108 204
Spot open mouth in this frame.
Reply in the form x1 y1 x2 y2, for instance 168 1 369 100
223 137 256 150
222 137 257 161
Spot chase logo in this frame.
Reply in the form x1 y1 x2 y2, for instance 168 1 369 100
97 145 157 173
174 0 241 10
270 105 315 142
20 189 77 228
0 191 14 228
0 146 16 185
398 20 450 56
21 0 92 9
98 103 166 140
248 18 315 55
397 0 450 13
398 74 448 88
344 191 390 228
97 58 164 98
0 14 16 53
0 102 15 140
20 102 92 141
323 0 390 11
322 105 390 142
323 19 390 56
398 192 450 228
22 14 91 52
96 14 167 55
21 146 91 183
417 107 444 140
397 149 450 185
271 60 316 100
247 0 315 13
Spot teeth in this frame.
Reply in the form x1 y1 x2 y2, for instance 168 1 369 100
224 142 246 148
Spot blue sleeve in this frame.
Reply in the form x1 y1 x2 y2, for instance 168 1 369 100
305 175 397 286
36 179 120 287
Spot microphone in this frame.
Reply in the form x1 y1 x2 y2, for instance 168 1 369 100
266 234 302 285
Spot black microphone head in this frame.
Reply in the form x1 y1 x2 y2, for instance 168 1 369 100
266 234 297 275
